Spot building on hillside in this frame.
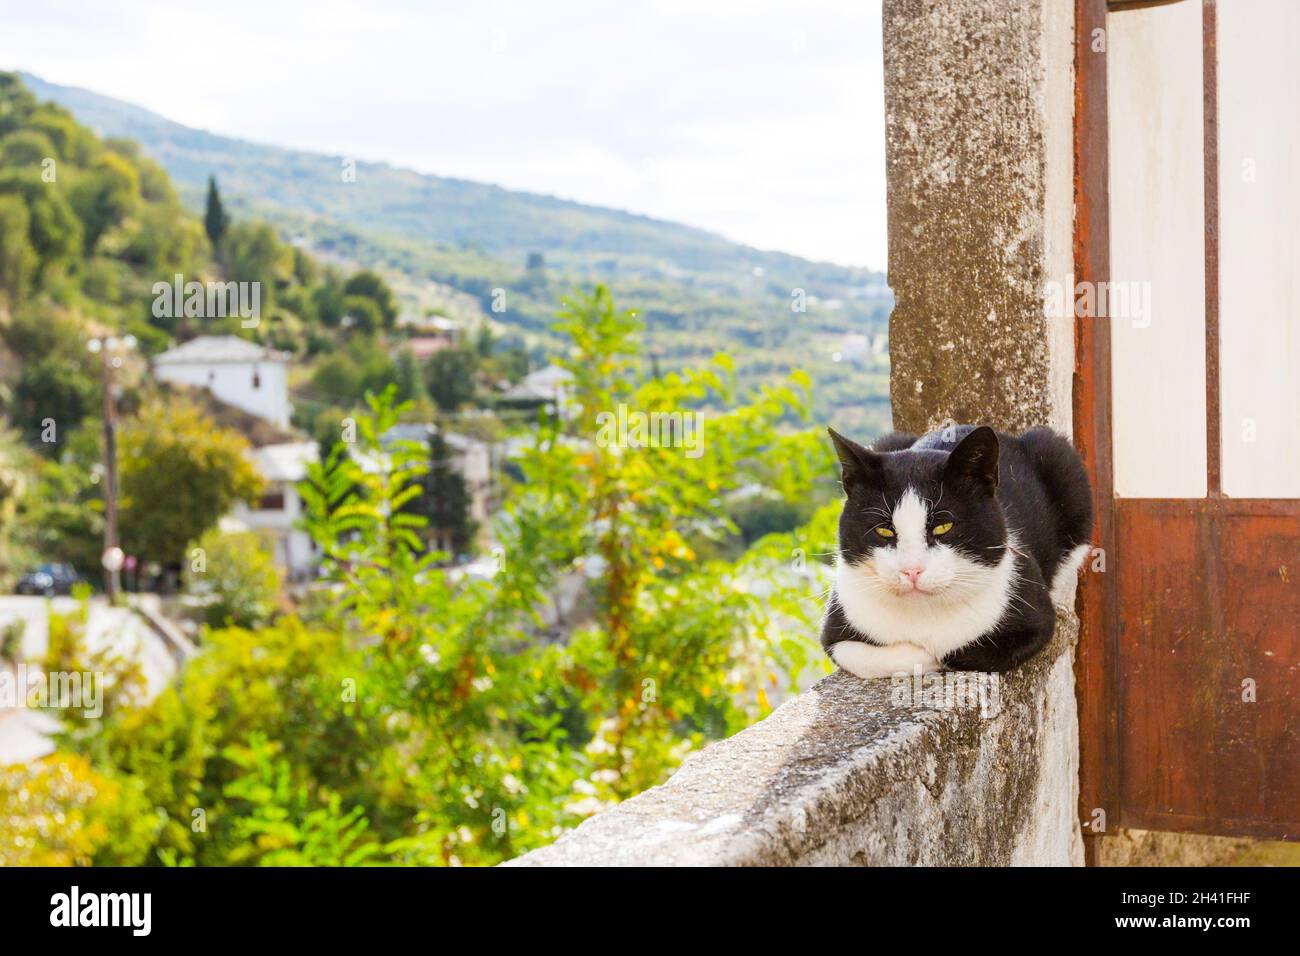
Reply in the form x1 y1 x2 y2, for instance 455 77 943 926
153 335 292 427
228 441 320 581
397 314 462 337
498 364 575 417
400 336 455 361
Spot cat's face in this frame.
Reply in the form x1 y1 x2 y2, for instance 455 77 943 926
830 427 1007 602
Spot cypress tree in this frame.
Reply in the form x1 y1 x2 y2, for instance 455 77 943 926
204 175 229 247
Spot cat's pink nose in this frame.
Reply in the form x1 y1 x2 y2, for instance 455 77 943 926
900 567 924 586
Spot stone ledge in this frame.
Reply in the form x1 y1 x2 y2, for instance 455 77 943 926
508 612 1083 866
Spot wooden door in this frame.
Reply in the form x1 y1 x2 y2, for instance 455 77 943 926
1075 0 1300 848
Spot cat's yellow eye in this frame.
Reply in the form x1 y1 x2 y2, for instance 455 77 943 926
932 522 954 536
875 526 895 538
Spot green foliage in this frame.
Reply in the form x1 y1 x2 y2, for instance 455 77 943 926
0 193 37 303
11 355 99 447
0 167 83 274
118 398 264 564
308 335 396 405
0 423 36 586
341 293 383 334
423 347 478 412
406 432 476 556
204 175 229 247
184 528 282 629
342 270 397 328
19 424 105 576
27 287 837 867
76 619 391 866
221 221 290 315
69 151 139 254
220 735 381 866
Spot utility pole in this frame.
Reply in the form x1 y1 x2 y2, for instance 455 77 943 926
91 335 131 601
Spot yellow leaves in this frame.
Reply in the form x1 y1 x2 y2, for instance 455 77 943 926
756 687 770 712
0 754 125 867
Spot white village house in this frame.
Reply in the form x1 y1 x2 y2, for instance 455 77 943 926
226 441 320 581
153 334 493 577
153 335 292 428
499 364 574 417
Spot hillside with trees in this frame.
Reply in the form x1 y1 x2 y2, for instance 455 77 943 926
20 71 893 435
0 72 524 582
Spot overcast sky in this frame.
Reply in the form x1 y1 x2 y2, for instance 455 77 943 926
1 0 887 269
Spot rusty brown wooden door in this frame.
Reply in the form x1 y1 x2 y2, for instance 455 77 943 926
1074 0 1300 850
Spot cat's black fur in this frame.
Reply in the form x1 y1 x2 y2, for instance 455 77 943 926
821 424 1093 672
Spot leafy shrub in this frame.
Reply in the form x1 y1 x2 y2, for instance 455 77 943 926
184 528 282 629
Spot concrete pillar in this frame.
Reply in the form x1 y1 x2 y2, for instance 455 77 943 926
881 0 1082 865
883 0 1075 436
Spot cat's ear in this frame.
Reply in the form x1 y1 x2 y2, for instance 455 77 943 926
945 426 1000 490
828 427 882 496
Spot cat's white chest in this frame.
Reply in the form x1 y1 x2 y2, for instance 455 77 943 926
833 549 1017 660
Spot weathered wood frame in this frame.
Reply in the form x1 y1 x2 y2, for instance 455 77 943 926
1075 0 1300 861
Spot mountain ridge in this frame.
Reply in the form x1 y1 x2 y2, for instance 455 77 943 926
18 71 883 284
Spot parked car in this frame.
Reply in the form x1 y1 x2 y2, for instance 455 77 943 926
15 563 82 597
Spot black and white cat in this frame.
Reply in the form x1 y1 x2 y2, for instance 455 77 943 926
821 424 1092 678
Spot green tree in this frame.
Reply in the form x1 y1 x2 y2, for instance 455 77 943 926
0 194 37 304
0 168 82 274
11 355 98 448
0 425 35 587
70 152 139 254
21 425 105 576
118 399 264 565
424 347 478 411
222 221 290 314
341 294 383 335
393 349 428 405
311 276 345 326
342 270 397 328
496 285 831 798
204 175 229 248
408 432 476 556
0 129 57 168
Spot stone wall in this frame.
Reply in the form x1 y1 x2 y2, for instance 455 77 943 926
510 614 1082 866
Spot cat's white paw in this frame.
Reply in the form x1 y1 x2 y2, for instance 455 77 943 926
1049 542 1092 609
830 640 942 680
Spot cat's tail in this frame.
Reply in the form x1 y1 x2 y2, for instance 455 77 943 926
1021 427 1094 607
1020 426 1094 549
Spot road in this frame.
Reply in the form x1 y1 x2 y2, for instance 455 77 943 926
0 596 182 764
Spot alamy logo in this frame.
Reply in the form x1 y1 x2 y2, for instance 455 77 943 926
152 274 261 328
1043 275 1151 328
0 664 102 718
890 666 1002 718
50 886 151 936
595 404 705 459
